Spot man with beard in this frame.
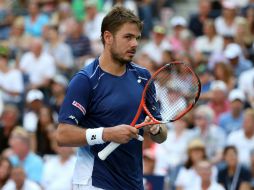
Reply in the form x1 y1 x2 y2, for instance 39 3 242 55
56 6 167 190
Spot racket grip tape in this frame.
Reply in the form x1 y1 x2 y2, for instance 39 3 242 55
98 142 120 160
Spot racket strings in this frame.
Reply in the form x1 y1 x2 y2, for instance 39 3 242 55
145 63 200 122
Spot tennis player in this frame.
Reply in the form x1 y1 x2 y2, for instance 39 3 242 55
56 6 167 190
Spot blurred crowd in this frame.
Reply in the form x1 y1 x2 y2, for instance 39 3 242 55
1 0 254 189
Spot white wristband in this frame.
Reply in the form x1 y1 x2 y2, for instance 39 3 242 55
86 127 105 145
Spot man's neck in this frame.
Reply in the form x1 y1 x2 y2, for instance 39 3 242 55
99 52 126 76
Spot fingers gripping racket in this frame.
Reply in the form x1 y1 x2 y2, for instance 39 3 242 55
98 61 201 160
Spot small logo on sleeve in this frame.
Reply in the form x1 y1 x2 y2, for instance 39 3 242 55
72 101 86 116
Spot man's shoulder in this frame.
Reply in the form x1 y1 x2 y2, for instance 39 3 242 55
128 62 150 76
78 59 99 78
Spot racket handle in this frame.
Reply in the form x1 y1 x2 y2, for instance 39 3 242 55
98 142 120 160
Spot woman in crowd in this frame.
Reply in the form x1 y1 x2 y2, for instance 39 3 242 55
0 157 12 189
218 145 252 190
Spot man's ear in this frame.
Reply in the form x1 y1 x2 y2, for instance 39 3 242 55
103 31 113 45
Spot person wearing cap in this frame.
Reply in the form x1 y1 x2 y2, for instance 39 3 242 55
169 16 187 52
227 108 254 167
141 24 171 66
8 127 44 183
49 74 68 115
0 46 24 105
22 89 44 133
208 80 230 124
193 105 226 164
223 43 252 77
219 89 245 135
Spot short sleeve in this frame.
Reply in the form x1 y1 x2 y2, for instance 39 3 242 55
58 73 92 126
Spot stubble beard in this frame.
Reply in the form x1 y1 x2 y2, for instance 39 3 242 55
110 46 132 66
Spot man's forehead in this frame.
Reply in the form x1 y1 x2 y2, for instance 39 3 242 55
118 23 141 33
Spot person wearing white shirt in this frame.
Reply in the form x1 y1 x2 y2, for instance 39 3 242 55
227 109 254 167
0 47 24 104
195 161 225 190
194 19 223 55
154 116 193 175
3 167 42 190
41 146 76 190
214 1 242 36
175 139 218 190
238 68 254 108
141 25 171 66
19 38 56 89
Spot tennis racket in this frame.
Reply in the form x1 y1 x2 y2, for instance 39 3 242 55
98 61 201 160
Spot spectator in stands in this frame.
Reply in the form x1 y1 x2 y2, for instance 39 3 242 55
218 146 251 190
33 106 56 157
169 16 187 53
224 43 252 77
207 34 234 71
208 80 230 124
250 150 254 189
238 67 254 108
175 138 208 190
3 167 41 190
0 157 12 189
0 46 24 105
196 160 225 190
49 74 68 115
141 25 171 66
50 1 72 40
213 62 236 91
219 89 245 135
188 0 213 37
83 0 105 55
0 104 19 154
7 17 30 60
154 115 193 175
65 18 93 70
227 109 254 167
41 146 76 190
196 64 213 102
215 1 241 36
19 37 56 90
193 105 226 163
234 17 254 55
44 25 74 77
23 89 44 133
194 19 223 58
8 127 44 183
0 0 13 40
24 2 49 37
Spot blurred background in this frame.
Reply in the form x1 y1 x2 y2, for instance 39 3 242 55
0 0 254 189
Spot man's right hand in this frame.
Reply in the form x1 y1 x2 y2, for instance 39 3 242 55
102 125 140 144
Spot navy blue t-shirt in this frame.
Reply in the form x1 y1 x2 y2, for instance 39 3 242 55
58 58 158 190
